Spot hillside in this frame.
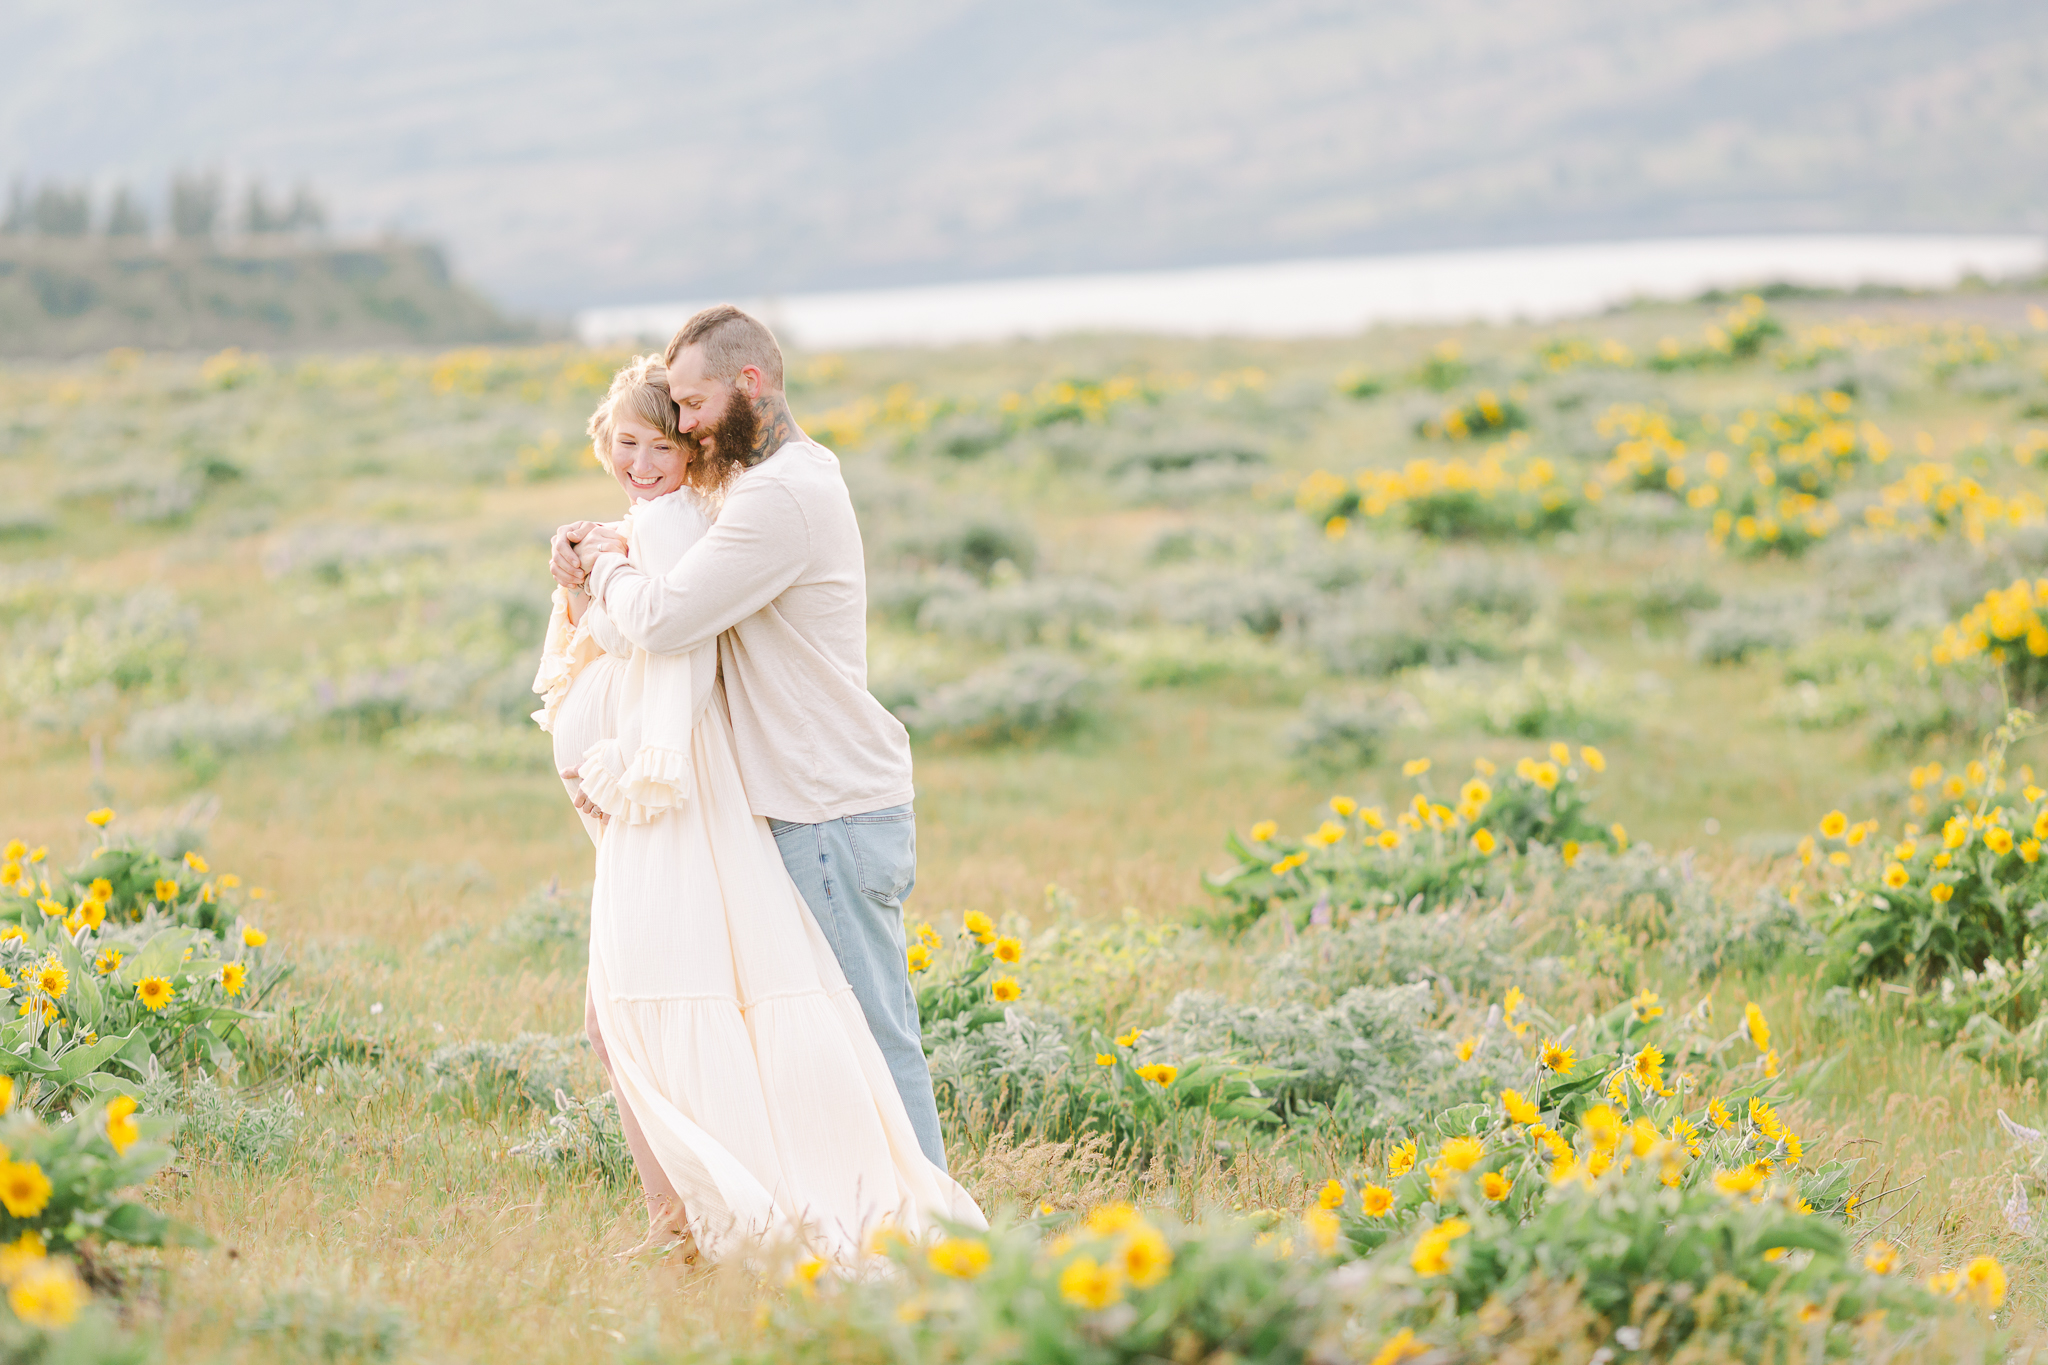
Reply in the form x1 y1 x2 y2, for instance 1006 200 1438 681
5 0 2046 312
0 239 529 355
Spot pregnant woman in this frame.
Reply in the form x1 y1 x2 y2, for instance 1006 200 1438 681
532 358 983 1263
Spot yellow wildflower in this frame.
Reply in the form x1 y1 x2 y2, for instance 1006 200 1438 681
1960 1255 2006 1309
1712 1166 1763 1196
1630 988 1664 1021
1402 758 1431 777
1440 1135 1485 1172
1084 1202 1143 1235
6 1260 85 1328
1582 1105 1621 1148
1120 1224 1174 1285
1819 810 1848 838
1136 1063 1178 1087
1095 1053 1115 1066
1250 820 1278 842
105 1095 140 1155
1864 1241 1897 1274
1329 796 1357 817
1538 1039 1576 1075
152 878 179 903
962 911 996 944
1303 1206 1341 1254
1501 1089 1538 1125
0 1161 52 1217
1456 1035 1478 1062
992 936 1023 964
137 977 174 1011
1410 1218 1470 1277
1058 1255 1122 1309
1580 746 1606 772
220 962 248 997
1387 1139 1417 1177
1532 762 1559 791
183 851 208 873
906 943 932 973
86 809 114 827
1562 840 1580 867
1744 1001 1770 1051
33 958 67 1000
1480 1171 1512 1202
990 976 1022 1003
0 1229 44 1283
1116 1028 1143 1047
926 1237 991 1279
1931 882 1955 903
93 948 122 975
1610 823 1629 851
1360 1184 1395 1216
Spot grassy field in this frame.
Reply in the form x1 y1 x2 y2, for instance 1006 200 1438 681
5 284 2048 1360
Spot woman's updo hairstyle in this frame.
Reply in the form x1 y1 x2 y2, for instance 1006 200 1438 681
586 356 685 469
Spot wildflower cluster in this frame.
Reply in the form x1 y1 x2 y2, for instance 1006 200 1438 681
0 1078 191 1336
1295 437 1577 543
1208 747 1617 931
1929 577 2048 700
802 368 1256 452
1414 387 1529 441
1594 390 1883 557
1646 294 1784 370
910 910 1024 1027
0 814 281 1108
731 986 1992 1365
1328 990 1840 1252
757 1211 1326 1364
1533 335 1636 372
1865 461 2047 543
1820 725 2048 986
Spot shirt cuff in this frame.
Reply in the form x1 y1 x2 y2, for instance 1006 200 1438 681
587 551 634 604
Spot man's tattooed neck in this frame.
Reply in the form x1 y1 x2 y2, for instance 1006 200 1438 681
744 393 799 466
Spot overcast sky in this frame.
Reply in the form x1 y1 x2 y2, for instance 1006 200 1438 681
5 0 2045 315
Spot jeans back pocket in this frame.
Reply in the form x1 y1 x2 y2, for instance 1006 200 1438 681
847 807 916 907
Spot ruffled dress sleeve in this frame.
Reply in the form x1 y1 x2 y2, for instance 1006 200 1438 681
531 587 626 732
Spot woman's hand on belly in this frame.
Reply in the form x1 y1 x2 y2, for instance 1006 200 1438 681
561 766 609 825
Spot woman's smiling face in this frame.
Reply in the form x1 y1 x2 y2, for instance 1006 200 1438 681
608 413 688 501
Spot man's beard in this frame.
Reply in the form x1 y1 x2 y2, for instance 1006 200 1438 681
686 384 762 473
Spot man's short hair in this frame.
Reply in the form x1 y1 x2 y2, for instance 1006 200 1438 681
663 304 785 392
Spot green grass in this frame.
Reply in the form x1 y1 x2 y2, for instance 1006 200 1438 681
4 287 2048 1358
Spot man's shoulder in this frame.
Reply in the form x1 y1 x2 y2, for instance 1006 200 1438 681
737 439 849 507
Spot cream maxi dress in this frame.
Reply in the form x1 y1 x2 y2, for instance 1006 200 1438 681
533 489 984 1262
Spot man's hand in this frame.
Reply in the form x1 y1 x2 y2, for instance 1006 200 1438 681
560 766 609 824
575 525 629 572
551 521 603 589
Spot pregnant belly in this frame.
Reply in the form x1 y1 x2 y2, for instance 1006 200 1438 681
553 655 624 776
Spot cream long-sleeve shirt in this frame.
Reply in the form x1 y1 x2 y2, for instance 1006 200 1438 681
585 438 914 825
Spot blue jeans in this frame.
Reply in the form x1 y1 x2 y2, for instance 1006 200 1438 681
768 803 947 1171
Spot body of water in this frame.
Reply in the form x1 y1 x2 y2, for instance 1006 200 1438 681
577 234 2047 351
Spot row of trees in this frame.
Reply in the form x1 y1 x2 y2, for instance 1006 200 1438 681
0 174 327 241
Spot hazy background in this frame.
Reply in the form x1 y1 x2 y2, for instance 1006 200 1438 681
7 0 2047 315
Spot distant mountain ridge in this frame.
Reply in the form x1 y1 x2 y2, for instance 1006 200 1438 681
0 239 526 356
4 0 2045 313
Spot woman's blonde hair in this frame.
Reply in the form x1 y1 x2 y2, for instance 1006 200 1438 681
586 355 684 469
